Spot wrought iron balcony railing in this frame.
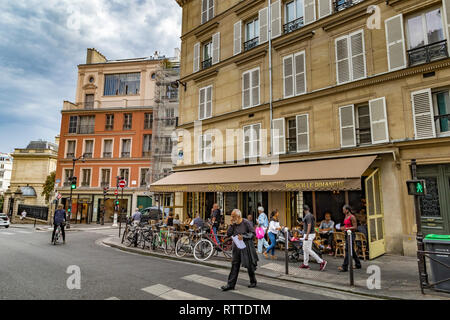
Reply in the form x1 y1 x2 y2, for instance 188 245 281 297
121 152 131 158
407 40 449 66
65 153 75 159
83 152 92 159
81 182 90 187
283 17 304 35
334 0 364 13
105 124 114 131
244 37 259 52
202 58 212 70
103 152 112 158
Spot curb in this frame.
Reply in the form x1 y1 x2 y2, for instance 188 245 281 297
101 238 418 300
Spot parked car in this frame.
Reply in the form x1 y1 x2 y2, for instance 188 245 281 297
140 207 163 223
0 214 10 228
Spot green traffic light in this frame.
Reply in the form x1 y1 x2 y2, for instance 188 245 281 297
416 182 424 194
71 184 76 190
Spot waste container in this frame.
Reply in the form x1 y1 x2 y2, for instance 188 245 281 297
423 234 450 293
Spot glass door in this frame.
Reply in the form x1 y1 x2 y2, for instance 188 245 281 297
365 169 386 259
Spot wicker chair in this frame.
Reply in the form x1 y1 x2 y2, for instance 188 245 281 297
333 232 346 257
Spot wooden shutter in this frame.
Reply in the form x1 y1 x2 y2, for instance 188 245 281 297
318 0 332 19
271 1 282 39
339 105 356 147
304 0 316 25
411 89 436 140
206 86 212 118
204 134 212 163
251 69 260 106
272 118 286 155
198 135 204 163
294 51 306 95
242 71 251 108
443 0 450 42
193 42 200 73
259 7 269 44
283 55 294 98
296 114 309 152
369 97 390 144
234 21 242 56
335 36 350 84
385 14 406 71
350 30 366 81
199 88 206 120
212 32 220 65
201 0 208 24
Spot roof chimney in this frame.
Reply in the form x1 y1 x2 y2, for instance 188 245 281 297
86 48 107 64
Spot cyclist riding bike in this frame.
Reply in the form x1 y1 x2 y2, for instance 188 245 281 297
52 205 67 244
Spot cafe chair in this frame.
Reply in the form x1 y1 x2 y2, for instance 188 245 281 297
333 232 346 258
355 232 368 261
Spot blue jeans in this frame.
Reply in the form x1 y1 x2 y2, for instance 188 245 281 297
266 232 277 256
212 226 220 245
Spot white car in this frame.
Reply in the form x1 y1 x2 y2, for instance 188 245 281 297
0 214 10 228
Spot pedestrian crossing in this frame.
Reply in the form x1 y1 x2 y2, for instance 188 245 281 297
0 229 33 236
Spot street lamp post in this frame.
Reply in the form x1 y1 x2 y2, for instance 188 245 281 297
67 156 85 229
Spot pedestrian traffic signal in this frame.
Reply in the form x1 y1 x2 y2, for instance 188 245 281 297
406 180 427 196
115 200 120 205
103 187 109 196
71 177 77 190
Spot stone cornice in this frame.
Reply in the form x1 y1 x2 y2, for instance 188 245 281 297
193 22 220 39
272 31 315 51
322 5 371 32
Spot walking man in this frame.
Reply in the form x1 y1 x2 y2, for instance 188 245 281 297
299 205 327 271
211 203 221 245
221 209 258 291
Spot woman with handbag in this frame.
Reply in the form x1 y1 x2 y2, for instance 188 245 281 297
256 206 269 253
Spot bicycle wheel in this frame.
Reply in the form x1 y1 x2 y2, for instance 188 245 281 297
135 231 145 248
164 232 176 255
175 236 191 257
193 239 214 261
123 230 135 247
222 237 233 259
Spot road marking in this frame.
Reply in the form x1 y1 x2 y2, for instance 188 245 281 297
0 232 15 235
211 269 375 300
182 274 299 300
142 284 209 300
15 231 32 234
105 297 120 300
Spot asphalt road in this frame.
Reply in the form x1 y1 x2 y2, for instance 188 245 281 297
0 225 375 300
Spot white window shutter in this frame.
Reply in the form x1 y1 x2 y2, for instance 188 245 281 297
294 51 306 95
296 114 309 152
369 97 390 144
198 135 204 163
243 126 250 158
335 36 350 84
318 0 332 19
304 0 316 25
339 105 356 147
206 86 212 118
234 21 242 56
199 88 206 120
443 0 450 42
212 32 220 65
350 30 366 81
251 69 260 106
385 14 407 71
259 7 269 44
272 118 286 155
204 134 212 163
411 89 436 140
283 55 294 98
242 71 251 108
193 42 200 73
270 1 282 39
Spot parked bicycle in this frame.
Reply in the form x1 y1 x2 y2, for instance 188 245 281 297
175 227 202 257
193 225 233 262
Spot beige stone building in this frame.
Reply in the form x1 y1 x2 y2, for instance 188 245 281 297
151 0 450 258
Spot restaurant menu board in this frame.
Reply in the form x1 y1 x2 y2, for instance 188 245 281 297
225 192 238 216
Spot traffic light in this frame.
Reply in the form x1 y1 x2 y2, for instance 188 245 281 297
406 180 427 196
71 176 77 190
115 200 120 206
103 187 109 196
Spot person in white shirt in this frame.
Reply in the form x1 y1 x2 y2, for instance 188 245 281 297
263 210 282 260
20 210 27 220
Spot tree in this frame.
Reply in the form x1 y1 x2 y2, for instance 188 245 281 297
42 171 56 203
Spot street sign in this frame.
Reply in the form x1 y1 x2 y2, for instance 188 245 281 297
406 180 427 196
114 189 119 196
119 180 127 188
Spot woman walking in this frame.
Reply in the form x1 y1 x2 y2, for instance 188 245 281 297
338 205 362 272
264 210 282 260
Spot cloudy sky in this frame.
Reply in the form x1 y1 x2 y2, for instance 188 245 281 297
0 0 181 153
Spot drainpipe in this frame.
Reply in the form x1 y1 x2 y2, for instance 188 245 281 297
268 0 274 156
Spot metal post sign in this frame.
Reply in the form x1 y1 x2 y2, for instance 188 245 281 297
406 180 427 196
119 180 127 189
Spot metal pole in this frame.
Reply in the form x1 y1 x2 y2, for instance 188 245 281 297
411 159 428 294
67 159 75 229
113 176 119 227
268 0 274 156
348 230 354 286
285 228 289 275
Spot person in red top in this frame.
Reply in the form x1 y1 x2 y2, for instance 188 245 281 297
338 205 362 272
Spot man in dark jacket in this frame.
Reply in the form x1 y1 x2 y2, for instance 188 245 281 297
52 205 67 244
221 209 258 291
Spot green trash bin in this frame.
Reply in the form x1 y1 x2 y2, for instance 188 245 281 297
423 234 450 293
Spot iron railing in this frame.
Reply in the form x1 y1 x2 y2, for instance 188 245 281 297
334 0 365 13
78 125 95 134
101 182 110 188
103 152 112 158
202 58 212 70
81 182 90 187
408 40 449 66
83 152 93 159
105 124 114 131
142 151 152 157
244 37 259 51
283 17 304 34
65 153 75 159
121 152 131 158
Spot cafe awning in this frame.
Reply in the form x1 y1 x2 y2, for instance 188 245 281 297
150 156 377 193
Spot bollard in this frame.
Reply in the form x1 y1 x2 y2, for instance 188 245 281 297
347 230 354 286
285 228 289 275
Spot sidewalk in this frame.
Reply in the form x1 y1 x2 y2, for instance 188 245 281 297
102 235 450 300
35 223 119 232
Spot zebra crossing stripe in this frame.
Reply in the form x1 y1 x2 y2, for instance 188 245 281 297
15 231 32 234
105 297 120 300
142 284 209 300
0 232 14 235
182 274 299 300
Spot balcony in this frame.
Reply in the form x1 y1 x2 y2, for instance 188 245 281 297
63 181 71 187
142 151 152 157
283 17 304 35
101 182 110 188
121 152 131 158
81 182 90 187
334 0 365 13
202 58 212 70
103 152 112 158
105 124 114 131
83 152 93 159
78 125 95 134
123 124 132 130
244 37 259 52
66 153 75 159
407 40 449 67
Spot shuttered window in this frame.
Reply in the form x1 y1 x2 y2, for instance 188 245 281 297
193 42 200 73
259 7 269 44
212 32 220 65
283 56 294 98
198 134 213 164
234 21 242 56
272 118 286 155
199 86 213 120
304 0 316 25
271 1 282 39
318 0 332 19
283 51 306 98
412 89 436 139
201 0 214 24
242 68 260 109
296 114 309 152
339 105 356 148
385 14 406 71
369 97 390 144
335 30 366 84
243 124 261 158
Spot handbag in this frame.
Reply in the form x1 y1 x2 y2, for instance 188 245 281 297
255 227 265 239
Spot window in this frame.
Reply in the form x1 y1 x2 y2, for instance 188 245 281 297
406 8 448 66
119 169 129 186
163 137 173 154
432 90 450 135
81 169 91 187
244 18 259 51
69 116 78 134
284 0 304 34
121 139 131 158
199 86 213 120
243 124 261 158
201 0 214 24
78 116 95 134
334 0 364 13
105 114 114 131
104 73 140 96
0 171 4 178
202 41 213 69
123 113 132 130
198 134 212 163
85 94 94 109
66 141 76 158
140 168 150 187
355 104 372 145
101 169 111 187
83 140 94 158
144 113 153 129
165 108 175 127
242 68 260 109
64 169 73 186
283 51 306 98
166 85 178 100
335 30 366 84
143 135 152 157
103 139 113 158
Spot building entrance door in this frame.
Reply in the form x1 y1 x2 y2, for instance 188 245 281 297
365 169 386 259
